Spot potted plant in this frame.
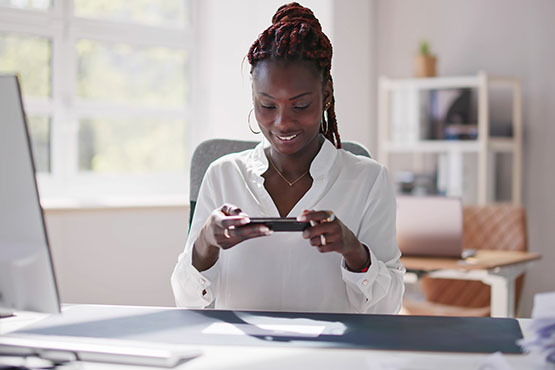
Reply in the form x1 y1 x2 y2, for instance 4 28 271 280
414 41 437 78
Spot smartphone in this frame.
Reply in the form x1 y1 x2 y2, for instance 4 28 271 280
247 217 310 232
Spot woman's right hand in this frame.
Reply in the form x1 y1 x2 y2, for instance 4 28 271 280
193 204 272 271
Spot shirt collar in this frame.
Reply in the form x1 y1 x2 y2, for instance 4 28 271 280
249 135 337 180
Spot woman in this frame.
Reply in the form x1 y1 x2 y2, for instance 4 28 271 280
171 2 404 313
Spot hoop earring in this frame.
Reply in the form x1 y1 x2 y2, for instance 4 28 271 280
321 102 331 135
248 108 260 134
321 115 328 135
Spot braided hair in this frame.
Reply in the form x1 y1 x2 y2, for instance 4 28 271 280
248 2 341 148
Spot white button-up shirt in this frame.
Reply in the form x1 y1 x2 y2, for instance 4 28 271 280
171 139 405 313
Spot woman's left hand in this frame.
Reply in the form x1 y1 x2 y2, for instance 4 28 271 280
298 209 370 272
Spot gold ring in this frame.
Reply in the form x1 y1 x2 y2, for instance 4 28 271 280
223 228 231 239
320 234 327 246
324 212 336 223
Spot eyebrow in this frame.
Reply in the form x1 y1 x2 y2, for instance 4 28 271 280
260 92 312 100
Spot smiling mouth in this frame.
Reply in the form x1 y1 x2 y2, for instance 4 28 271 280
276 133 300 141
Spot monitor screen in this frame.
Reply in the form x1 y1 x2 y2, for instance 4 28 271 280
0 75 60 316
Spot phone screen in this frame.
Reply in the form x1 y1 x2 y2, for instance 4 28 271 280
248 217 310 232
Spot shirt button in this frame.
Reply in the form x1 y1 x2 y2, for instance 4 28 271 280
361 279 368 286
199 278 206 285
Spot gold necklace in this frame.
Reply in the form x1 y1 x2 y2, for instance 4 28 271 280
267 154 310 187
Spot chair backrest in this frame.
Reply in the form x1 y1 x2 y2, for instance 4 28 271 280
189 139 371 227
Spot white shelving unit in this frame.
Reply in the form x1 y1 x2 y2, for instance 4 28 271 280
378 72 522 205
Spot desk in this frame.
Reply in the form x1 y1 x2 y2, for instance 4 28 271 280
0 304 552 370
402 250 541 318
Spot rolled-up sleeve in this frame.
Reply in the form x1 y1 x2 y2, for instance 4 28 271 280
341 165 405 313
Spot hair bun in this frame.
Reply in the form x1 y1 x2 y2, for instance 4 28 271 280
271 2 321 30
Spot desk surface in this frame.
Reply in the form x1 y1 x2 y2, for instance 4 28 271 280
401 250 541 272
4 305 524 353
0 305 552 370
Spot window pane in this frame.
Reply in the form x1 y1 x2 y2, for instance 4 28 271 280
0 32 51 97
0 0 51 11
76 40 188 107
27 116 51 173
74 0 188 28
78 118 187 173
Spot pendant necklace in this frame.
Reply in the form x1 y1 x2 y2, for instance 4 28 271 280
268 154 309 187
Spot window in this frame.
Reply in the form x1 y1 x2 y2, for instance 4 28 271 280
0 0 192 201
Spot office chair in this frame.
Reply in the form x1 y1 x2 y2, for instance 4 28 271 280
189 138 371 228
403 204 528 317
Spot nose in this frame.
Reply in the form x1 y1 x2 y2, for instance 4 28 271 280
274 108 293 130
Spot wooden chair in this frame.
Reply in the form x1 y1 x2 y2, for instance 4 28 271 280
403 204 527 317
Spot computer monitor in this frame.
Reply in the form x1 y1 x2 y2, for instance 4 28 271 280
0 74 60 316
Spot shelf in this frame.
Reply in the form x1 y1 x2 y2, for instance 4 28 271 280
385 139 516 154
489 138 517 152
380 73 519 91
381 75 481 90
385 140 478 153
379 72 522 205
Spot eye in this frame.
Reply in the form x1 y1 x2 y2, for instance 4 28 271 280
294 103 310 110
259 103 276 110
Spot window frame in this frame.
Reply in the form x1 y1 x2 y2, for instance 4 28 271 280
0 1 194 203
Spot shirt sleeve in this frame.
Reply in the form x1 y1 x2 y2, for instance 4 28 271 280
340 165 405 314
171 166 222 308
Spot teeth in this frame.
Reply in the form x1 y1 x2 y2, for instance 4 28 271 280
278 134 298 141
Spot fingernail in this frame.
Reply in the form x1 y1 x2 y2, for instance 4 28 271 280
239 217 250 225
260 226 272 235
302 230 309 238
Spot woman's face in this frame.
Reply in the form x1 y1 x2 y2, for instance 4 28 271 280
252 59 331 157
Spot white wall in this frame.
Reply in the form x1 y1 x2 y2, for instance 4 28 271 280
332 0 377 152
45 206 188 307
376 0 555 316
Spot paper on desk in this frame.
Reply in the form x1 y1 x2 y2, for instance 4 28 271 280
202 322 326 337
202 314 347 338
518 292 555 364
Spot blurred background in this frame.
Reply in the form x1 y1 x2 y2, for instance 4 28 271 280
0 0 553 317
